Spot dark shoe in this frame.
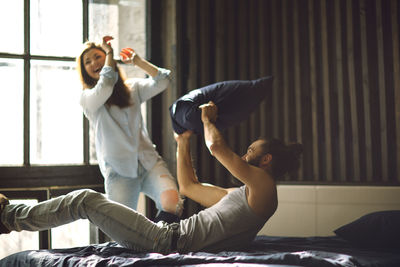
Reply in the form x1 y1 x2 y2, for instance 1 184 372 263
0 193 10 234
154 211 180 224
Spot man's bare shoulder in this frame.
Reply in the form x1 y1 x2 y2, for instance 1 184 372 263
245 170 278 218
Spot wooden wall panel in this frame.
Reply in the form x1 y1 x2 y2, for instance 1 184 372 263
392 0 400 183
308 0 320 182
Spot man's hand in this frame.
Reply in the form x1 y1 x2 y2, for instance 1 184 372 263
199 101 218 123
174 130 193 143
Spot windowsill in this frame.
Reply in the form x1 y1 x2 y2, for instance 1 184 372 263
0 165 103 189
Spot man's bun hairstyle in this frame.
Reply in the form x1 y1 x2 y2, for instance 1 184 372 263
262 139 303 178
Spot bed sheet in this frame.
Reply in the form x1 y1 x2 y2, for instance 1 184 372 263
1 235 399 267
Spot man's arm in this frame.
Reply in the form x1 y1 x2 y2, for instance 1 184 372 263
175 132 234 208
200 102 267 189
200 102 278 218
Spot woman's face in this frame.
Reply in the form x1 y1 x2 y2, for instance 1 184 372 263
83 48 106 80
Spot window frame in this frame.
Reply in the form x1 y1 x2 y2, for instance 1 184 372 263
0 0 105 249
1 0 152 250
0 0 91 168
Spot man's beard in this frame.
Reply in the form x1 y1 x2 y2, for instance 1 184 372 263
246 155 263 167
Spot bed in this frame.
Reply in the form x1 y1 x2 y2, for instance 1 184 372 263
1 210 399 267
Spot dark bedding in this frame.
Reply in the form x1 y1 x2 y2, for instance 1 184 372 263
1 235 399 267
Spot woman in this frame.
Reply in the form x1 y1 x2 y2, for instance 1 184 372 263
76 36 182 223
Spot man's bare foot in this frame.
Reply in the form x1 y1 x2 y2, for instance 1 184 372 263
0 193 10 234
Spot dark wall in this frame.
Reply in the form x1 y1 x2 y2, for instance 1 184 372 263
149 0 400 195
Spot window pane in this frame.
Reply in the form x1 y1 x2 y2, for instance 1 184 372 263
52 219 90 249
89 0 146 75
0 200 39 259
89 0 119 51
0 59 23 165
88 0 147 163
30 60 83 165
30 0 82 57
0 0 23 54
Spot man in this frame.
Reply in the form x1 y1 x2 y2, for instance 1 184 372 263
0 101 302 253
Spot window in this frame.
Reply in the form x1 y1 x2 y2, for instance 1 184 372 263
0 0 147 256
0 0 147 166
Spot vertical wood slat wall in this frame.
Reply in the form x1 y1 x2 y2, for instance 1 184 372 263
152 0 400 190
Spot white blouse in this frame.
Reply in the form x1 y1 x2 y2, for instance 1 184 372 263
80 66 172 178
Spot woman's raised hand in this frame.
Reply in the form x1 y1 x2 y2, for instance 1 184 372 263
120 47 138 65
120 47 158 77
102 36 114 54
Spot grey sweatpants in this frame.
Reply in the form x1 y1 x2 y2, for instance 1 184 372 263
1 189 175 254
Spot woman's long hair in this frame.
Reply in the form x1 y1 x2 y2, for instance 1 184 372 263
76 42 132 108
